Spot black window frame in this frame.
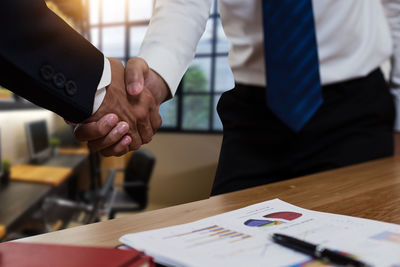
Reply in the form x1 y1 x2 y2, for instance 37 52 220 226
89 0 231 134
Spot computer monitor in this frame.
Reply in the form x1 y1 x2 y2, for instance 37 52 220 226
25 120 51 163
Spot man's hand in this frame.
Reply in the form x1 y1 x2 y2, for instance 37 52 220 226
74 58 162 156
125 57 170 106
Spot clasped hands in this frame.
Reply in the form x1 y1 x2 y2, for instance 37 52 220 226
74 58 169 156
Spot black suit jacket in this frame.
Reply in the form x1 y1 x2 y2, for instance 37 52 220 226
0 0 104 123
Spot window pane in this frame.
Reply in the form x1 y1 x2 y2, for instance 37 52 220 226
102 0 125 23
129 0 154 21
215 57 234 92
130 26 148 57
183 58 211 93
216 19 230 53
160 97 178 128
213 94 223 131
90 27 100 49
102 26 125 57
196 19 213 54
182 95 211 130
89 0 99 25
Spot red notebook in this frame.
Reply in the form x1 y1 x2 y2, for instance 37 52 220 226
0 242 154 267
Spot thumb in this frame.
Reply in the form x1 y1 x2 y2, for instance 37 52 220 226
125 57 149 96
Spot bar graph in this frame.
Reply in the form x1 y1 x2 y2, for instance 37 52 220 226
162 225 252 249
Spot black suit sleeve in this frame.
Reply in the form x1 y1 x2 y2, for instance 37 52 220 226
0 0 104 123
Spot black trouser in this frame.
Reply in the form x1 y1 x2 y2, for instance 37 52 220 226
212 68 395 195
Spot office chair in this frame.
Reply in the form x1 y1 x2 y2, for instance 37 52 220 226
107 149 155 219
41 169 116 230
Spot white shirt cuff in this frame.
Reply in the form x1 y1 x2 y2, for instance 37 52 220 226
138 48 185 97
92 56 111 114
391 87 400 132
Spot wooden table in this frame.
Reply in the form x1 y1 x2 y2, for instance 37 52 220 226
11 165 73 187
58 147 89 156
0 225 5 239
21 156 400 247
10 151 88 187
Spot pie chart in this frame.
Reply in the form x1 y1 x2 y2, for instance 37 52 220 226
244 219 284 227
263 211 302 221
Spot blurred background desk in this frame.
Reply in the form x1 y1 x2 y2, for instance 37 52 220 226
0 182 51 237
0 148 91 240
21 156 400 247
11 165 73 187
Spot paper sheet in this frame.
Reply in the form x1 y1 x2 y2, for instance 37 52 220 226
120 199 400 267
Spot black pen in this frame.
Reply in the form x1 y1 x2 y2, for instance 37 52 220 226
272 233 372 267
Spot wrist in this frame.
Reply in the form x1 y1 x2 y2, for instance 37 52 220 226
149 69 171 105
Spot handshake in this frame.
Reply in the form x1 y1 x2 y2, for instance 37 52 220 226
74 58 170 157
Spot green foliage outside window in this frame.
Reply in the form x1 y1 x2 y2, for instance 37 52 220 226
182 66 211 130
183 65 208 93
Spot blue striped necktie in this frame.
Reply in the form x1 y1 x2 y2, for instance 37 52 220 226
262 0 323 132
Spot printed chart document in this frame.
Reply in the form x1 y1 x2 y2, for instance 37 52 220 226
120 199 400 267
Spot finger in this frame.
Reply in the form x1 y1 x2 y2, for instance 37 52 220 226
64 119 76 126
150 107 162 133
74 114 118 141
133 103 153 144
101 136 132 157
129 132 142 151
128 123 142 151
87 122 129 152
125 58 149 96
137 117 153 144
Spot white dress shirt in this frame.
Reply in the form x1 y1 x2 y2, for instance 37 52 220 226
137 0 400 129
93 56 111 114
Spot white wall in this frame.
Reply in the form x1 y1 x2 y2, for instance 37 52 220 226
0 110 64 164
142 133 223 209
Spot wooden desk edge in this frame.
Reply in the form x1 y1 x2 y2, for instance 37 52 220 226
18 156 400 247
